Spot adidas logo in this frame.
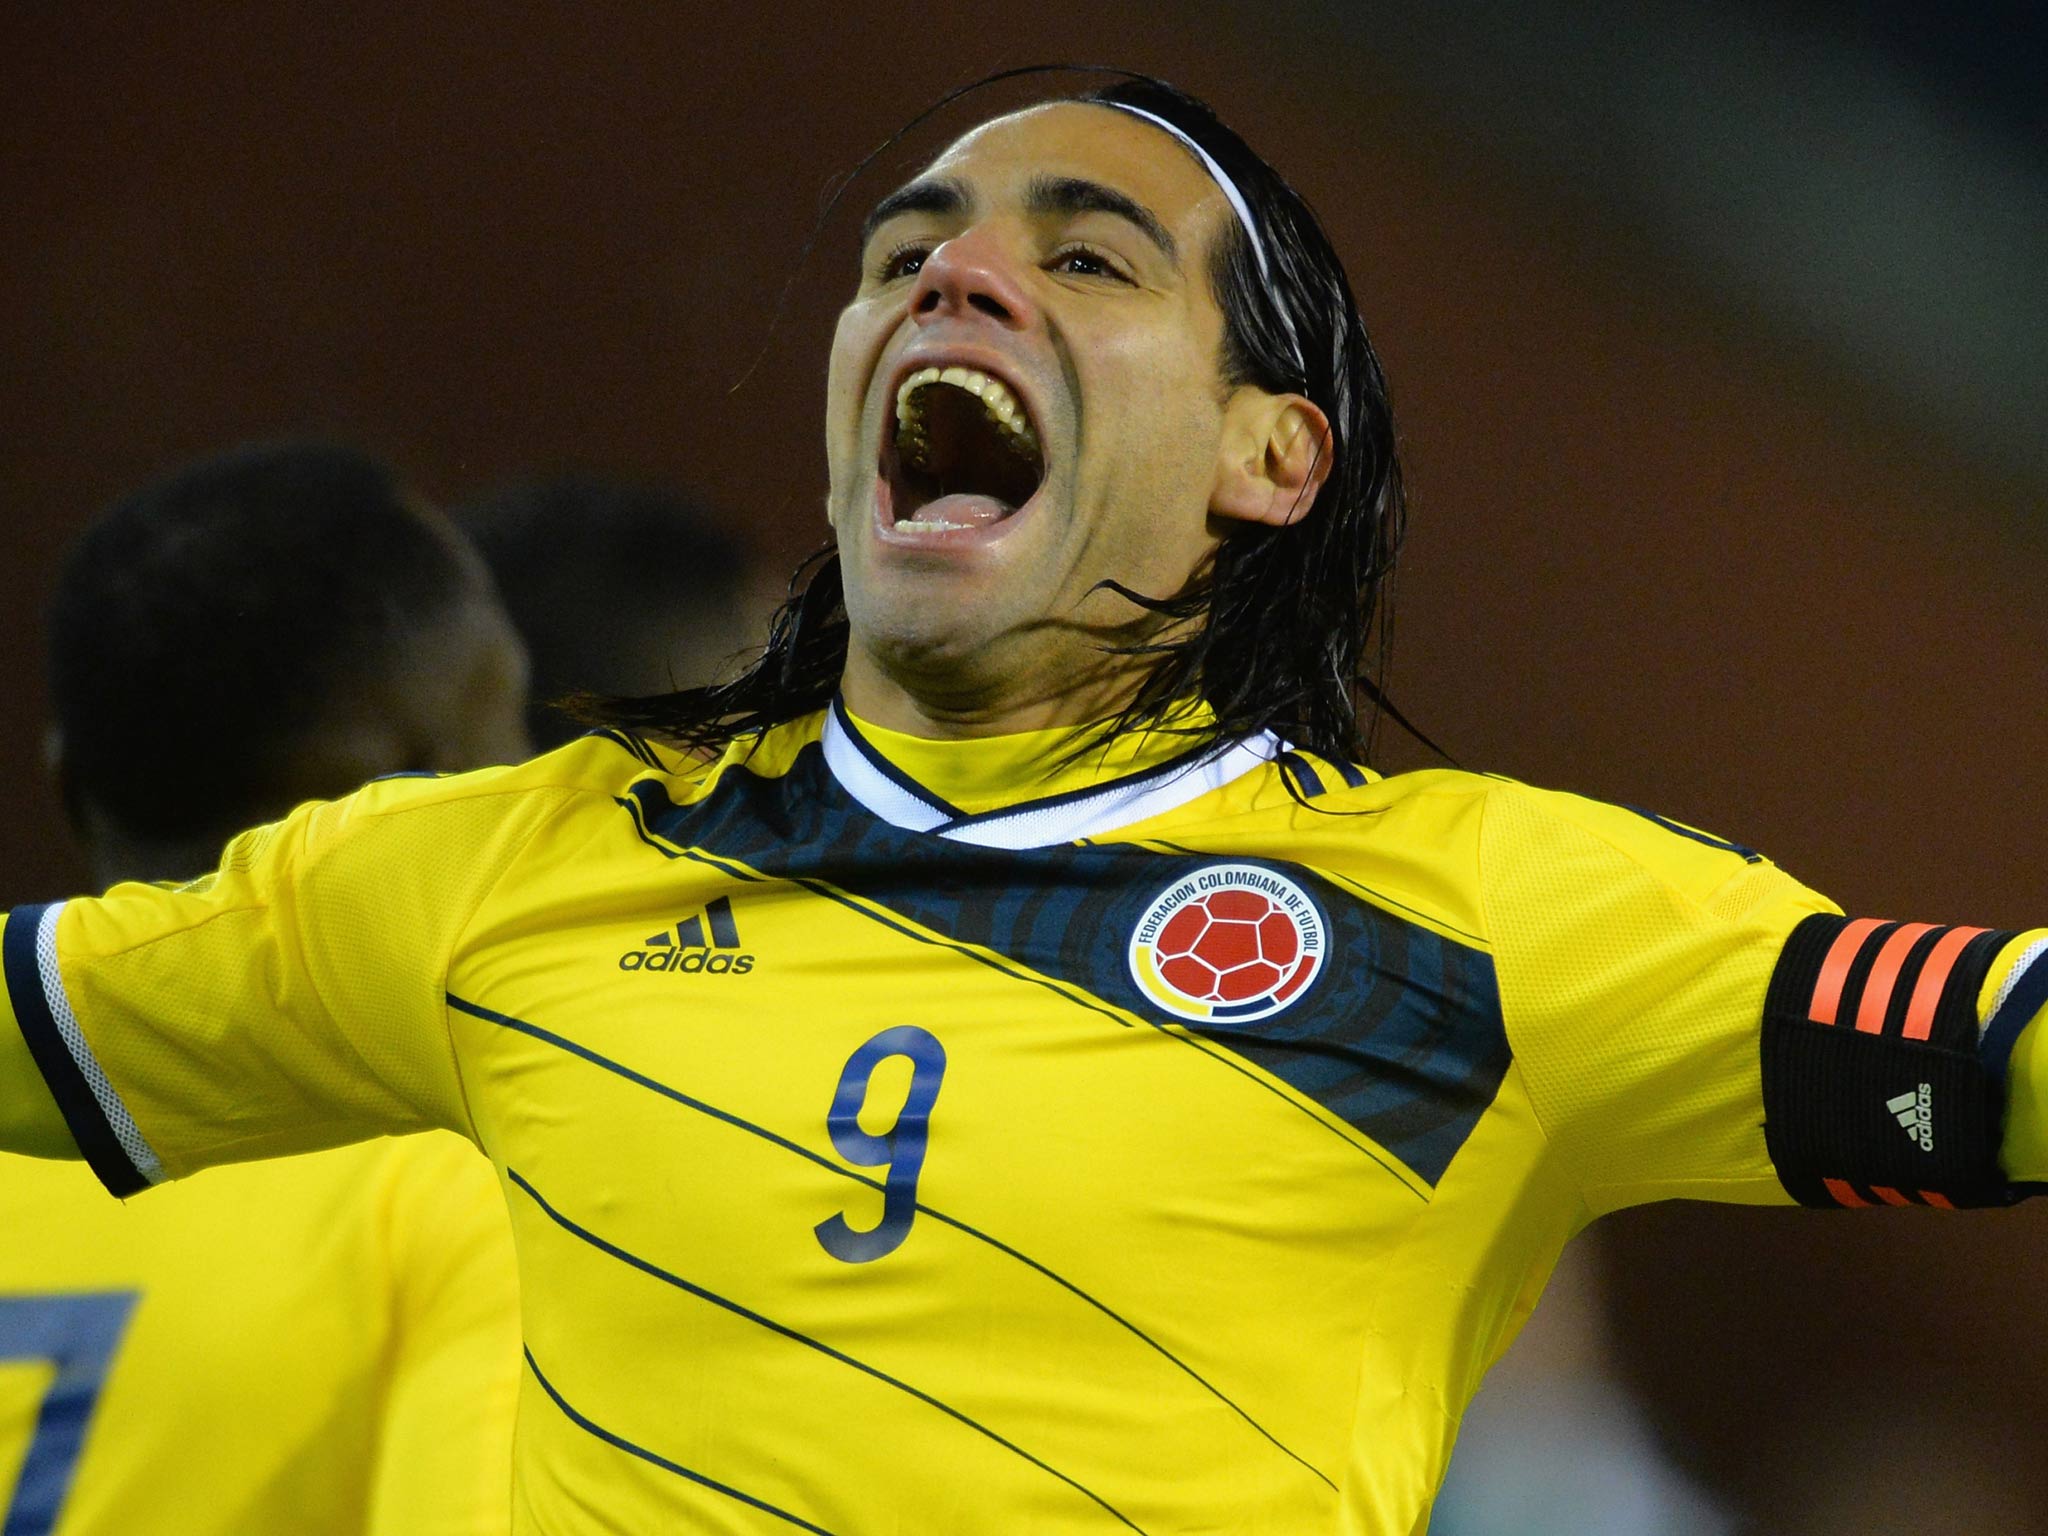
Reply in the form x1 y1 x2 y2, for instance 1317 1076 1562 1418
1887 1084 1934 1153
618 897 755 976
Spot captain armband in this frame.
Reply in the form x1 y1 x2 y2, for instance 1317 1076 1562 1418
1762 914 2048 1209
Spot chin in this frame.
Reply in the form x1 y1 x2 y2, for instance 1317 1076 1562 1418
860 610 1008 680
845 534 1010 624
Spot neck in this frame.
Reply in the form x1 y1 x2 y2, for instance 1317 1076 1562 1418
838 695 1219 818
838 646 1150 740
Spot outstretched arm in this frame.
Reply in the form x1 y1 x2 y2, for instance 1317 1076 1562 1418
0 983 78 1158
1479 780 2048 1212
0 771 574 1198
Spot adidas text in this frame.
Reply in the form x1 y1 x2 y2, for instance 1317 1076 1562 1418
619 896 755 976
620 949 754 976
1886 1084 1934 1153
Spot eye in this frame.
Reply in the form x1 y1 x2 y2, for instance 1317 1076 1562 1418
874 241 930 283
1047 244 1133 283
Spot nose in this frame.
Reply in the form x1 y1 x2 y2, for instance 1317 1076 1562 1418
909 224 1036 331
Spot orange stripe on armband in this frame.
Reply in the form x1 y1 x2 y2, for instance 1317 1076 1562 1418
1854 923 1939 1034
1902 926 1991 1042
1810 917 1889 1025
1768 914 2026 1210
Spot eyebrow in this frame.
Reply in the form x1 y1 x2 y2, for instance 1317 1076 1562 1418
860 177 969 249
1024 175 1178 265
857 172 1180 267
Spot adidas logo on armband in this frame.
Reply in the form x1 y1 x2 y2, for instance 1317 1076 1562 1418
619 897 756 976
1887 1083 1934 1154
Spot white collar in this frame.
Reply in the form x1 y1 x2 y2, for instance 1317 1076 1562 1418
819 701 1282 851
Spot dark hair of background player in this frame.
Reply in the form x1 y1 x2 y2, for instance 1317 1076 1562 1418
585 71 1407 766
48 440 473 846
457 476 754 752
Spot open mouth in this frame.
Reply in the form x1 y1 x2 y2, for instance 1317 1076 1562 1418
882 366 1046 533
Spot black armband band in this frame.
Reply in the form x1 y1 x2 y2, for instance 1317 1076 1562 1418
1762 913 2025 1209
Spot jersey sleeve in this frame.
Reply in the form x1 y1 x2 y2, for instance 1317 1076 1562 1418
364 1133 521 1536
0 767 584 1194
1481 780 2048 1215
1479 780 1838 1213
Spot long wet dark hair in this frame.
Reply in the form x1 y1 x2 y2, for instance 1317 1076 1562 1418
586 70 1407 766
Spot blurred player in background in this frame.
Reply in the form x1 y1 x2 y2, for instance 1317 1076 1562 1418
454 475 762 750
1428 1242 1736 1535
2 441 528 1534
51 443 533 885
1 77 2045 1535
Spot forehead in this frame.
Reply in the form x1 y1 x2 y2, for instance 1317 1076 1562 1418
912 102 1231 238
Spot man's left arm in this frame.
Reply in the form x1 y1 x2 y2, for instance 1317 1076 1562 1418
1753 919 2048 1209
1483 779 2048 1213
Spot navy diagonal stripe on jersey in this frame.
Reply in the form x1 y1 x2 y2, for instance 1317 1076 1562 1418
618 782 1490 1187
449 993 1329 1488
620 746 1511 1188
618 794 1433 1195
615 795 766 886
780 872 1428 1198
507 1169 1150 1534
523 1347 839 1533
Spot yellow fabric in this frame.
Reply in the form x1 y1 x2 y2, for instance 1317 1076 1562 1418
0 720 2009 1533
49 774 582 1176
1986 931 2048 1180
0 984 68 1158
845 699 1217 815
0 1134 518 1534
1477 781 1832 1212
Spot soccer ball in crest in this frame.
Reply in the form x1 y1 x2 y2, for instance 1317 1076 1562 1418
1128 864 1325 1023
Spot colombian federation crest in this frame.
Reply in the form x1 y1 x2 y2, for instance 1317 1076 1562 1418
1127 863 1326 1023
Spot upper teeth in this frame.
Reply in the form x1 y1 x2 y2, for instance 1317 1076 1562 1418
894 365 1042 465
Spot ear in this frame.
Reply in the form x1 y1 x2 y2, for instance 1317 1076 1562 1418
1209 391 1333 529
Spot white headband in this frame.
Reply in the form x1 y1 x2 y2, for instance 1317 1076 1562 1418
1106 103 1306 375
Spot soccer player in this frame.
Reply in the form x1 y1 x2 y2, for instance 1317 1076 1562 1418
3 442 528 1534
1 78 2043 1534
453 475 762 751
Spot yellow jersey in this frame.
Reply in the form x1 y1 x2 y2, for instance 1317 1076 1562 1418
3 704 2041 1534
0 1134 518 1535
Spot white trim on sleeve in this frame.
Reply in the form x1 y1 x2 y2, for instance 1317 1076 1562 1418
1987 935 2048 1035
35 902 165 1186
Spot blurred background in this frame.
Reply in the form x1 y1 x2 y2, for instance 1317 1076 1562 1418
4 2 2042 1529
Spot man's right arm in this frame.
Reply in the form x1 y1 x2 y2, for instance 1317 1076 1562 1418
0 967 80 1158
0 768 579 1194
